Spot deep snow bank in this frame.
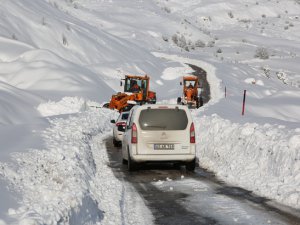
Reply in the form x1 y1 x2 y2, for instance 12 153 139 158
37 96 87 117
0 99 152 224
195 114 300 209
0 107 113 224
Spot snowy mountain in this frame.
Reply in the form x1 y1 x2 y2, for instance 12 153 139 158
0 0 299 224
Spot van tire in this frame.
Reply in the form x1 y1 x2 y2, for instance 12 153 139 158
186 158 196 171
113 138 118 147
173 163 181 170
128 149 138 171
113 138 121 147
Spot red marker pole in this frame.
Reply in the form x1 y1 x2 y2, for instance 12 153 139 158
242 90 247 116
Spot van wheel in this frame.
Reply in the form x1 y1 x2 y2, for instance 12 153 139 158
186 158 196 171
113 138 121 147
173 163 181 170
113 138 117 147
122 158 127 165
128 149 138 171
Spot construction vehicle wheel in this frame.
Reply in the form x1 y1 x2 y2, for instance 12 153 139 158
177 97 182 105
199 96 204 107
148 98 156 104
103 103 109 108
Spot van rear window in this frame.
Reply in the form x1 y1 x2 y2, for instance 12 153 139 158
139 109 188 130
121 113 129 120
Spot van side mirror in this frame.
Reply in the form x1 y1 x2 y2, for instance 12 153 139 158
111 119 116 124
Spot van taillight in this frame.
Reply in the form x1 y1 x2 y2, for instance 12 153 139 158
131 123 137 144
116 122 126 127
190 122 195 143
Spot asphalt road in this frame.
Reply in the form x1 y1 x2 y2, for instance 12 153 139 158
105 138 300 225
105 64 300 225
186 63 211 105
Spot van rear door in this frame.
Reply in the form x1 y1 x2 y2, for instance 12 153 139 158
137 108 192 155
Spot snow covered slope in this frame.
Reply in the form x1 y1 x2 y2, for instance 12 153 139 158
0 104 153 225
0 0 179 124
0 0 299 223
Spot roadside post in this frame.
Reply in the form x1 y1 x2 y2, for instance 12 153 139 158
242 90 247 116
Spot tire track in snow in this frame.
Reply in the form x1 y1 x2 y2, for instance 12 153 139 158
105 136 300 225
119 185 126 225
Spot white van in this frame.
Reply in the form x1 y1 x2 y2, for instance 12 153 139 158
122 104 196 171
111 111 129 147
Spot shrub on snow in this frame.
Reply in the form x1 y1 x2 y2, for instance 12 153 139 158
254 47 269 59
195 40 205 48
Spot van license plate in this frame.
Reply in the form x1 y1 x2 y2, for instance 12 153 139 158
154 144 174 150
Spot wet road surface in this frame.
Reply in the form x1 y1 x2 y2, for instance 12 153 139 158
105 138 300 225
105 64 300 224
187 63 211 105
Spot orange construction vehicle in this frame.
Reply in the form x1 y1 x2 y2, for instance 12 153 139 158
108 74 156 112
177 75 203 108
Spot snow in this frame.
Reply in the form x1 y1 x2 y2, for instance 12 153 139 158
151 177 292 225
153 52 223 102
0 82 42 125
194 114 300 208
161 66 194 81
1 107 111 224
37 97 87 117
0 105 153 224
0 0 300 223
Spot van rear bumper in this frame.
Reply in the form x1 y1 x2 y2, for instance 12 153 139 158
131 154 195 163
